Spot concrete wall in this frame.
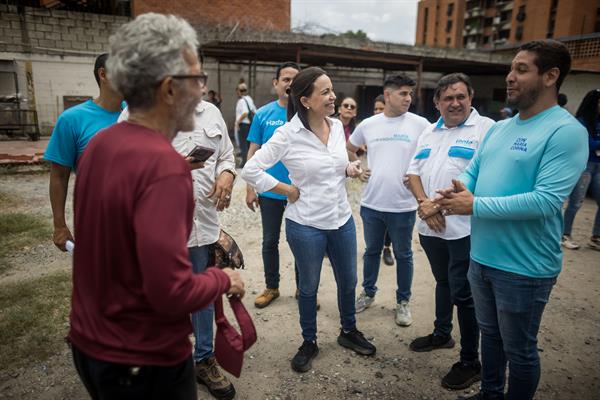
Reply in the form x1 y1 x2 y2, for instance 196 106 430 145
561 73 600 115
0 5 128 55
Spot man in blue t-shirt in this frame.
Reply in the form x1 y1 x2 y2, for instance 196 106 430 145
246 62 300 308
44 53 123 251
436 41 587 400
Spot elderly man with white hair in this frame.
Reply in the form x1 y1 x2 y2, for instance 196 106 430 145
67 13 244 400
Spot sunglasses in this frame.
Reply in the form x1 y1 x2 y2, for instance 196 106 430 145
171 73 208 86
239 88 247 93
342 103 357 110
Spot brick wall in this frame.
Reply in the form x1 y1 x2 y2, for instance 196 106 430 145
132 0 290 31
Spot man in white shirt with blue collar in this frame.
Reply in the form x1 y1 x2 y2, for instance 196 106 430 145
406 73 494 391
347 74 430 326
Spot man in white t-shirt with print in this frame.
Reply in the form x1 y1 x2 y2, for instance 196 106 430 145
406 73 494 391
347 74 430 326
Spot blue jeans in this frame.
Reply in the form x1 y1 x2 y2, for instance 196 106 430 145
285 217 357 342
360 206 416 303
468 260 556 400
419 234 479 363
189 246 213 363
563 161 600 237
259 196 299 289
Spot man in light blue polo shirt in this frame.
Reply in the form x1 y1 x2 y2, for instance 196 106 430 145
246 62 300 308
436 40 587 400
44 53 123 251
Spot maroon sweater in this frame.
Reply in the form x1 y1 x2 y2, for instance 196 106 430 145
69 122 231 366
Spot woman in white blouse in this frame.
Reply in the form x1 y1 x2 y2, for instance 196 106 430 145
242 67 376 373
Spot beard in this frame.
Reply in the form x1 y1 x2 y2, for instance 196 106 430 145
175 97 199 133
507 82 542 110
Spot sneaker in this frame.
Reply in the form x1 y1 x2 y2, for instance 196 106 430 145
589 236 600 251
355 291 375 313
395 300 412 326
254 288 280 308
409 333 455 352
442 360 481 390
195 357 236 400
382 247 394 266
294 289 320 310
337 328 376 356
561 235 580 250
291 340 319 372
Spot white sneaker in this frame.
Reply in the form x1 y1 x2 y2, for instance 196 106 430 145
395 300 412 326
355 291 375 313
561 235 580 250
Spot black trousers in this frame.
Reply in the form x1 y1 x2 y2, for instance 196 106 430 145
71 344 197 400
419 234 479 363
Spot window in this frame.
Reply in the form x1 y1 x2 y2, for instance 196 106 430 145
446 37 452 46
484 17 493 27
446 20 453 33
516 5 526 22
447 3 454 16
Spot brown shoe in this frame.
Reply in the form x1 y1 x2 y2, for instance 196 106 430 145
195 357 235 400
254 288 280 308
294 289 320 311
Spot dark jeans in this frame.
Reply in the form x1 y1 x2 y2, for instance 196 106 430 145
468 260 556 400
360 206 416 303
259 196 298 289
71 344 197 400
238 122 251 167
285 217 357 342
419 234 479 363
189 245 213 362
563 161 600 237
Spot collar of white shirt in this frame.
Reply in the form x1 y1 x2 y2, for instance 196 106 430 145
434 107 481 130
288 113 335 134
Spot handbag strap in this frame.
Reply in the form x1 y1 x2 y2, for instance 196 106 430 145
242 96 253 114
213 294 257 351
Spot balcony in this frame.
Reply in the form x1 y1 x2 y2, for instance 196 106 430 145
465 7 484 19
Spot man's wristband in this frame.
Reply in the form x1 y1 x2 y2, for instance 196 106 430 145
222 169 237 179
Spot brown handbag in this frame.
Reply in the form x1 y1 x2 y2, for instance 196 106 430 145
208 229 245 270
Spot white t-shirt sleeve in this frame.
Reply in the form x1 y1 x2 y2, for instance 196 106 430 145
348 122 365 147
235 99 245 120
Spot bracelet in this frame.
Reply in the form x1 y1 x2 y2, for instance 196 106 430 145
222 169 237 179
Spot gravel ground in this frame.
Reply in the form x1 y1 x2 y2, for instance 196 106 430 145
0 171 599 400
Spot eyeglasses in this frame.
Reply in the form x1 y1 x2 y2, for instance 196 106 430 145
171 73 208 86
342 103 356 110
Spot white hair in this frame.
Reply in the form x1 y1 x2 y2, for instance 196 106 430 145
106 13 198 109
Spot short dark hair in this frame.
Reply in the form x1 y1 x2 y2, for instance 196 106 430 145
287 66 327 131
557 93 568 107
518 40 571 92
383 73 415 90
94 53 109 87
374 94 385 104
434 73 474 100
275 61 300 80
575 89 600 136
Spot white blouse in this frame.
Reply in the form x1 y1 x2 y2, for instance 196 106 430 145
241 114 352 230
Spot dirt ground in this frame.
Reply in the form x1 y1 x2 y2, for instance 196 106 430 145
0 172 599 400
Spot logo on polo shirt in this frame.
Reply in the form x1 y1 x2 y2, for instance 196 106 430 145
265 119 285 127
510 137 527 152
455 138 475 146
